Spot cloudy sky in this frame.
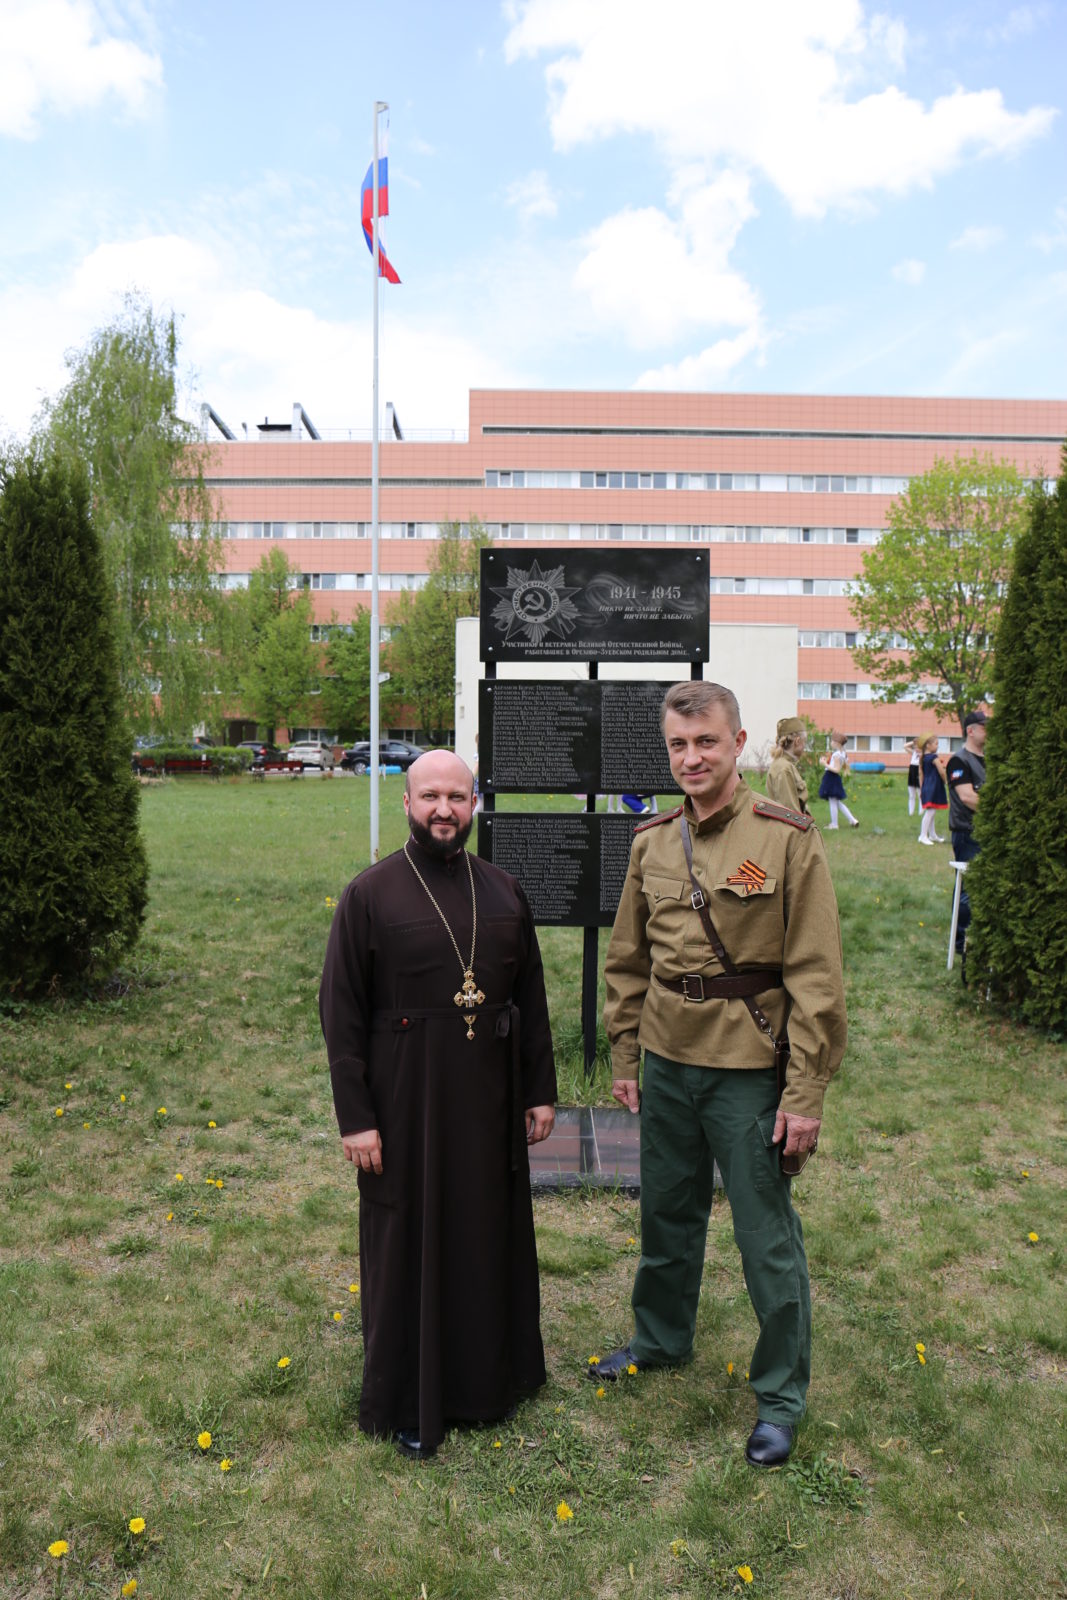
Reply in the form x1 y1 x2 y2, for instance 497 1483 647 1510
2 0 1065 438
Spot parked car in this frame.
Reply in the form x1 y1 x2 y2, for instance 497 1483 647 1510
285 740 336 770
236 740 284 766
341 740 428 772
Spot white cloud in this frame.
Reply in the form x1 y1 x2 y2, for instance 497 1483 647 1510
0 233 519 440
634 325 769 390
505 170 558 220
0 0 162 139
987 5 1050 44
949 225 1005 252
504 0 1055 217
891 258 926 284
572 169 761 349
1032 201 1067 253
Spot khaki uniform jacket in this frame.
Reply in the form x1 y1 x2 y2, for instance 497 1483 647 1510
603 782 847 1121
766 754 809 816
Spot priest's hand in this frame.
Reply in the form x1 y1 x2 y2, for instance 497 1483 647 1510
342 1128 383 1174
525 1104 555 1144
612 1078 640 1114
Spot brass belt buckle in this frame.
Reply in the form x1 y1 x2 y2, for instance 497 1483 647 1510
681 973 705 1003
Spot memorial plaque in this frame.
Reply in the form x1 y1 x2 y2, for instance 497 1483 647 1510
477 813 645 926
479 679 679 796
481 549 708 662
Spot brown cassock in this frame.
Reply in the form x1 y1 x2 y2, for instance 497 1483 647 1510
319 842 557 1450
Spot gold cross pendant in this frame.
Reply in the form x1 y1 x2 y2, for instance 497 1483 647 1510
463 1014 476 1040
454 969 486 1010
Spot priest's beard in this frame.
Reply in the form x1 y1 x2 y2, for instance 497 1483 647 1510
408 814 474 860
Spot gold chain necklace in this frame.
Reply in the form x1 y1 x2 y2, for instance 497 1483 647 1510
403 842 486 1039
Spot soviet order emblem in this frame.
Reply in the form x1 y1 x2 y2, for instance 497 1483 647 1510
489 560 582 647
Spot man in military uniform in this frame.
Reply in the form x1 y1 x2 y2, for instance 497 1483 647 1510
589 681 847 1467
765 715 810 816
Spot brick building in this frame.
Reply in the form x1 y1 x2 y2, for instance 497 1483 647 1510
198 389 1067 759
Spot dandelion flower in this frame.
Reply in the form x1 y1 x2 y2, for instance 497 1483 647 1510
157 1107 167 1116
277 1356 290 1369
492 1439 502 1449
83 1122 91 1129
215 1179 223 1189
122 1581 139 1596
220 1458 233 1473
174 1173 184 1183
165 1213 174 1222
737 1565 754 1584
627 1363 638 1376
333 1311 343 1322
349 1283 360 1294
197 1431 212 1450
1028 1231 1039 1243
128 1517 145 1535
670 1538 687 1556
48 1540 69 1558
587 1354 601 1365
208 1121 217 1129
120 1094 126 1103
508 1484 516 1495
1021 1169 1029 1177
596 1386 606 1399
727 1362 734 1375
556 1501 574 1522
55 1107 64 1117
626 1236 636 1246
64 1082 73 1090
915 1342 926 1354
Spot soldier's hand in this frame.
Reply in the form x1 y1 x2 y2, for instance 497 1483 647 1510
342 1128 383 1174
612 1078 640 1114
525 1104 555 1144
772 1109 821 1156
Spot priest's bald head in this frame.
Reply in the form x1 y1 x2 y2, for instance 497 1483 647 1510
403 750 476 859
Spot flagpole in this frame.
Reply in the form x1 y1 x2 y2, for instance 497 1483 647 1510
369 99 386 864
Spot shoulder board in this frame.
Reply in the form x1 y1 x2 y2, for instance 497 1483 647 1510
634 804 684 834
752 797 813 832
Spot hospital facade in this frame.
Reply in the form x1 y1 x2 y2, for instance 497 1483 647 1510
197 388 1067 762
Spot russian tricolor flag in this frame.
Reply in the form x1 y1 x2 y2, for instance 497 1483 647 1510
361 155 401 284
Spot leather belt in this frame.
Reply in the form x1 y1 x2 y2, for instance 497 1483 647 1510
657 967 783 1003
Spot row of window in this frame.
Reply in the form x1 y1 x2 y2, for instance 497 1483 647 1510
218 572 429 592
488 523 880 544
225 521 441 540
485 469 911 494
800 681 946 703
710 577 851 595
798 630 909 649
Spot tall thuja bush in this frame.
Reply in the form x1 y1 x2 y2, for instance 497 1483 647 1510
0 449 148 996
968 452 1067 1029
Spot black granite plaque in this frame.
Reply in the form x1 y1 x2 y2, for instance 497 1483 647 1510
479 679 678 795
477 812 645 926
481 549 708 662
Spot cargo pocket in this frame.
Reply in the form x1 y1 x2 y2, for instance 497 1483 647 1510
752 1110 786 1194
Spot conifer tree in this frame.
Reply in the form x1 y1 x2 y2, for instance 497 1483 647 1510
0 449 148 996
967 455 1067 1029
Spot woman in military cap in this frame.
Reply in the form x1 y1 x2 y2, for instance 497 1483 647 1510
766 716 810 816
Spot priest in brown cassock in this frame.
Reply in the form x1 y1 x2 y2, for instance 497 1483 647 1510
319 749 557 1459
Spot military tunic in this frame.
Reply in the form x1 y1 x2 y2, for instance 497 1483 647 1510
320 845 557 1450
765 753 809 817
602 780 847 1422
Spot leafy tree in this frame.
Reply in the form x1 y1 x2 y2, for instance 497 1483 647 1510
221 549 320 743
388 519 493 740
318 608 403 739
967 454 1067 1029
847 453 1028 731
39 293 220 736
0 448 148 996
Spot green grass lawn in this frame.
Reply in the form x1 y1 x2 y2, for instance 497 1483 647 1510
1 772 1064 1599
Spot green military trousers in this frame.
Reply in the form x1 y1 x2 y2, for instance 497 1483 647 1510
630 1051 812 1424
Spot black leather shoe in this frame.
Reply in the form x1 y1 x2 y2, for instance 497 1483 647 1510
395 1429 436 1460
587 1345 649 1382
744 1421 794 1467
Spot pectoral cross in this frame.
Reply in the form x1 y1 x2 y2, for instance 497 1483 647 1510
454 969 486 1039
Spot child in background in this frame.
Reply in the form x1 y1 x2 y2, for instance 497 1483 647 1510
918 734 948 844
905 738 921 817
818 732 860 829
